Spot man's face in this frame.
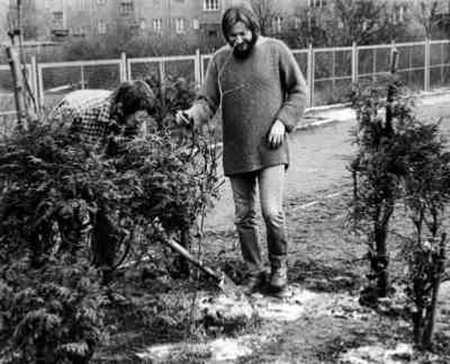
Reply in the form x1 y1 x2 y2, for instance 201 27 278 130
227 21 254 58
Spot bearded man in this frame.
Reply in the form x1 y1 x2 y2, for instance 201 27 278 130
177 6 308 296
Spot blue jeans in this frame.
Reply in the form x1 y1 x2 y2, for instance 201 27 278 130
230 164 287 275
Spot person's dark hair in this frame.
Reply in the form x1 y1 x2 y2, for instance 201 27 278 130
110 80 156 124
221 6 260 44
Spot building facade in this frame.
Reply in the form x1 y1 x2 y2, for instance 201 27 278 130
5 0 315 41
6 0 449 44
6 0 242 40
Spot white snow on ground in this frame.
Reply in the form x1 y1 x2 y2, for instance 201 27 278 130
300 89 450 130
340 343 414 364
209 338 254 361
135 285 374 363
135 282 450 362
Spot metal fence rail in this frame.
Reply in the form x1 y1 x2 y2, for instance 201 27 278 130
1 39 450 120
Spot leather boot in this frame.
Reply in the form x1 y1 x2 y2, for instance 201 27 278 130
269 256 288 291
241 271 266 295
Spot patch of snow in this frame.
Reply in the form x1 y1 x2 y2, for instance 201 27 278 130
384 343 413 362
257 301 306 321
340 343 414 364
209 338 253 361
135 336 260 363
135 343 185 361
198 293 254 322
254 286 318 321
339 345 386 364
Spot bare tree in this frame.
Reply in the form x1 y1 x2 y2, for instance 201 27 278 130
249 0 280 36
376 3 411 42
322 0 388 46
416 1 443 39
283 5 328 48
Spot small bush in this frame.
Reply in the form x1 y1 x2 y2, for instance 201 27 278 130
0 256 107 364
0 78 221 360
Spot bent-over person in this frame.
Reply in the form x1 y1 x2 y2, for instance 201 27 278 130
50 80 156 280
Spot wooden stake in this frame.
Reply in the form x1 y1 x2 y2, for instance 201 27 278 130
6 46 27 130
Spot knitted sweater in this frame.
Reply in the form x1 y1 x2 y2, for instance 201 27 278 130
192 36 308 176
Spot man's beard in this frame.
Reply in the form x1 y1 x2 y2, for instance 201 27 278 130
232 35 258 59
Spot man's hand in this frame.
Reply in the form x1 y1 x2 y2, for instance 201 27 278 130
267 119 286 149
175 109 194 127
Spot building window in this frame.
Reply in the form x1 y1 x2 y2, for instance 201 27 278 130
362 20 368 31
203 0 219 11
98 20 107 34
119 0 134 15
308 0 326 8
78 0 88 10
52 11 63 23
175 18 185 33
398 6 405 22
52 11 65 29
393 5 406 24
73 26 86 36
272 16 282 32
140 18 147 30
192 18 199 30
153 18 163 33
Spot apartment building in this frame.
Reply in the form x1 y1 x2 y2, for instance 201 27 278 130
6 0 317 41
7 0 241 40
8 0 445 43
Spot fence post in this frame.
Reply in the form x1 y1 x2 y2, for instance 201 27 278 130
120 52 128 82
37 63 44 111
159 60 166 110
307 42 314 107
390 42 399 74
6 46 27 129
351 41 358 85
80 64 85 89
30 56 40 111
424 37 431 92
194 48 201 89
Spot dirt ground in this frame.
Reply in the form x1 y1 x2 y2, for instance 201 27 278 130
92 92 450 364
121 186 450 364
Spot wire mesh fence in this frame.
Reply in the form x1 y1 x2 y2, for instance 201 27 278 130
1 39 450 124
128 55 198 88
357 44 392 84
37 59 124 112
429 40 450 90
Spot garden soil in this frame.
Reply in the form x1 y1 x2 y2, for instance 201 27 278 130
94 91 450 364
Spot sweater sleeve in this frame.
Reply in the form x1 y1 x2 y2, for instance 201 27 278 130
275 41 308 133
191 57 220 124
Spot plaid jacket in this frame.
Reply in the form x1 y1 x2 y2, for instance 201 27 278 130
50 89 146 149
50 89 113 144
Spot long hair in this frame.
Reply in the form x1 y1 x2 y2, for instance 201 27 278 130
221 6 260 44
109 80 156 125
